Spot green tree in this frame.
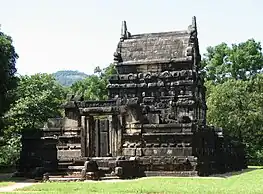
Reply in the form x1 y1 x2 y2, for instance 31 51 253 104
0 30 19 135
201 39 263 83
206 76 263 164
203 39 263 164
5 74 67 133
70 64 116 100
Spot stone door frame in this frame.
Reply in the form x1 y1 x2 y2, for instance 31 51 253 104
80 113 123 157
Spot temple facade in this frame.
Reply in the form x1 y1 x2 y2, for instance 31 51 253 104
18 17 246 180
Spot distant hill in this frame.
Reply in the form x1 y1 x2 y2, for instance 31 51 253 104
52 70 88 86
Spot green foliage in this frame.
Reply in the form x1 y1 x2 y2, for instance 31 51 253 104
5 74 67 133
0 136 21 168
202 39 263 83
0 30 19 168
52 70 88 86
70 64 116 100
0 74 66 168
206 75 263 134
0 30 18 134
203 39 263 164
205 62 263 164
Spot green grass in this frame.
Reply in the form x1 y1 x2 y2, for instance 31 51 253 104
8 167 263 194
0 181 14 187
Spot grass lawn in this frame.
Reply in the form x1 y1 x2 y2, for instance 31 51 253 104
8 167 263 194
0 181 14 187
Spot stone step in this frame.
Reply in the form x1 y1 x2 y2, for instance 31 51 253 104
58 162 74 166
68 166 84 170
66 166 111 171
47 176 121 182
144 171 198 177
99 167 111 171
48 177 84 182
100 176 120 180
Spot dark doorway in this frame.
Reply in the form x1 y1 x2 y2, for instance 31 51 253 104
94 118 110 157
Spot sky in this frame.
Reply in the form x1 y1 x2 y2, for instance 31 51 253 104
1 0 263 75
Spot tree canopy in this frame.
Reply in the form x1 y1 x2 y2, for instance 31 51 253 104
203 39 263 164
206 75 263 163
201 39 263 83
0 30 19 134
70 64 116 100
5 74 66 134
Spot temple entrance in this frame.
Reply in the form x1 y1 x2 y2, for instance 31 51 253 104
81 114 121 158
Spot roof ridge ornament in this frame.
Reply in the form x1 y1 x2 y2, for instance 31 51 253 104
192 16 197 33
187 16 197 43
121 20 131 41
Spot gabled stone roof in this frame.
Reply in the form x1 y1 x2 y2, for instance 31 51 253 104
114 17 198 65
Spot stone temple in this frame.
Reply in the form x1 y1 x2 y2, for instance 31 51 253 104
18 17 246 180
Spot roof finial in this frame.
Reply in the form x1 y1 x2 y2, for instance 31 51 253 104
121 21 127 39
121 21 131 40
191 16 197 35
192 16 196 28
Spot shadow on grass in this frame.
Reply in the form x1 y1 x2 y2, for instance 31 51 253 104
209 166 263 178
0 172 36 184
